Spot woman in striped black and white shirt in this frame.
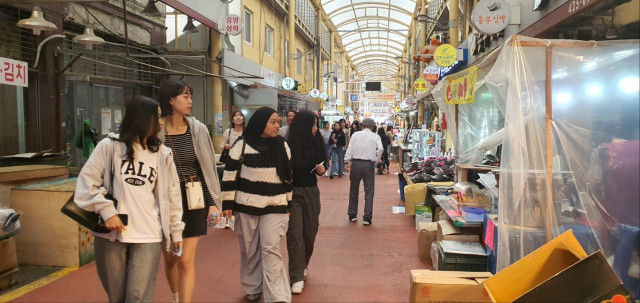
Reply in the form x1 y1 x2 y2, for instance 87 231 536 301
222 106 293 303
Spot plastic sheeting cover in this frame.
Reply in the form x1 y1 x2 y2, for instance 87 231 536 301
482 36 639 295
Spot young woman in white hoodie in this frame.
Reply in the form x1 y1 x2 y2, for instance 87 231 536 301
74 96 185 302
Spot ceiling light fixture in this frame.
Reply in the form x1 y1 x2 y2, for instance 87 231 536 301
73 26 105 50
142 0 163 17
17 5 58 35
182 17 198 33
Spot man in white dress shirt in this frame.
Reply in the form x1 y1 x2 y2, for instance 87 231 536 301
278 109 296 139
343 118 383 225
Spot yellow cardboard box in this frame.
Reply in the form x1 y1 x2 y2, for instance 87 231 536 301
405 184 427 216
483 230 588 302
437 220 480 242
410 270 492 302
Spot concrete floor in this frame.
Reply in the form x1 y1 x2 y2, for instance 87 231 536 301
6 159 431 302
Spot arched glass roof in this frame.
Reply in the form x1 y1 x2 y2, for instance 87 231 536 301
321 0 417 81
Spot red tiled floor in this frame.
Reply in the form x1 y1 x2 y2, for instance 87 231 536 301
10 159 431 302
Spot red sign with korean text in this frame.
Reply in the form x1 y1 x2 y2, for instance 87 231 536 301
0 57 28 87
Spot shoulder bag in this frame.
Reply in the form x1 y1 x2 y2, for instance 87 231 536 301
166 131 205 210
219 128 232 164
61 139 128 233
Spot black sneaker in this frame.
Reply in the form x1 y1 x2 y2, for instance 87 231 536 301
349 216 357 222
363 218 371 226
329 175 334 179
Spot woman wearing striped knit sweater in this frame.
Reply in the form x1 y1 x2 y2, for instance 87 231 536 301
221 107 293 303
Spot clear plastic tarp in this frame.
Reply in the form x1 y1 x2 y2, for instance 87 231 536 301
433 47 505 164
483 36 639 297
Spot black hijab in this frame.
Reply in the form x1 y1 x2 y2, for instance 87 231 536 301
243 107 292 183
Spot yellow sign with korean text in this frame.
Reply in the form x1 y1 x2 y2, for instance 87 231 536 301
298 83 309 94
434 44 457 67
444 66 478 104
414 78 428 91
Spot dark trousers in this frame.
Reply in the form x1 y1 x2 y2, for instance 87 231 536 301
348 159 375 220
287 186 321 283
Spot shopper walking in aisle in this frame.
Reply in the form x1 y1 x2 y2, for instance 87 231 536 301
279 109 296 139
221 110 246 158
329 122 347 179
377 128 391 174
74 96 184 303
158 79 222 303
344 118 383 225
221 106 293 303
350 120 360 136
319 121 332 175
286 110 327 294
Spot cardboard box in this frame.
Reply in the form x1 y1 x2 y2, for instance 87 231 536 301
415 205 433 230
418 222 438 263
513 251 633 302
483 230 589 303
437 220 480 242
410 270 492 302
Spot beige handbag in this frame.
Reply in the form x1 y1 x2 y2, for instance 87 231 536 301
184 176 205 210
166 132 205 210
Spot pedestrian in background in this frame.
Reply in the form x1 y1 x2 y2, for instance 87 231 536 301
221 110 246 156
329 122 347 179
279 109 296 139
221 106 293 303
319 121 332 175
344 118 383 225
377 127 391 174
286 110 327 294
158 79 222 303
74 96 184 302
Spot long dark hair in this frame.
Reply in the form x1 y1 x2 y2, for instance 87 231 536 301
118 96 161 161
377 127 389 139
350 120 360 136
157 79 193 117
229 110 246 129
288 110 327 169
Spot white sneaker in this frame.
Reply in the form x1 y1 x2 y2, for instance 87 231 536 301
304 267 308 277
291 281 304 294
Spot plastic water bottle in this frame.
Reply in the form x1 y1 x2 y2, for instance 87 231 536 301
207 212 218 228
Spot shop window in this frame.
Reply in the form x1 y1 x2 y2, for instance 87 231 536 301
244 10 252 45
264 25 273 56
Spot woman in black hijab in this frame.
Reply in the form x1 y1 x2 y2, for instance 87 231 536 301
221 106 293 303
285 110 327 294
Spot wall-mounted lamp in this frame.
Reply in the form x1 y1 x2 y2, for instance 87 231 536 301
182 17 198 33
73 26 104 50
142 0 163 17
17 5 58 35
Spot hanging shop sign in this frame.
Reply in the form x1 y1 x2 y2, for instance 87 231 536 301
309 88 320 98
434 44 458 67
320 92 329 100
0 57 28 87
444 66 479 105
471 0 511 34
298 83 310 94
223 14 243 36
360 93 397 103
282 77 295 90
312 98 323 104
423 66 440 82
414 78 428 91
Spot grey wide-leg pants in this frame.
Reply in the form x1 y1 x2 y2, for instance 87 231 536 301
348 159 376 221
287 186 321 284
235 212 291 302
94 236 162 303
